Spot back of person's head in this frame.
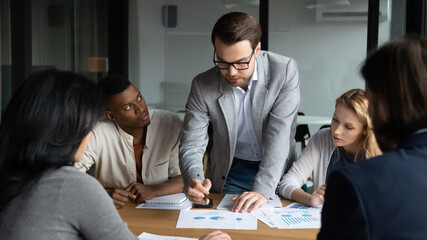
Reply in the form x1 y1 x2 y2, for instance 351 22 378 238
0 69 103 213
361 35 427 152
211 12 262 49
335 88 381 159
97 74 131 104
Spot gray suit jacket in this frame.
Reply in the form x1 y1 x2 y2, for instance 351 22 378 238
179 51 300 198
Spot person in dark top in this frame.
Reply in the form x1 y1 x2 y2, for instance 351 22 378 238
318 35 427 239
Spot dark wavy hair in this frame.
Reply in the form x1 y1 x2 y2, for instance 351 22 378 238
361 35 427 152
0 69 103 213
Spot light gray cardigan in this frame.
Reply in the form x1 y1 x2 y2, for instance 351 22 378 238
0 166 137 240
278 128 335 200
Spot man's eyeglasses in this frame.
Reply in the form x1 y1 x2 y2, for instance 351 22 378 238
213 49 255 70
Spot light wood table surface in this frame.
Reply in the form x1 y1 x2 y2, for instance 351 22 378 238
118 193 319 240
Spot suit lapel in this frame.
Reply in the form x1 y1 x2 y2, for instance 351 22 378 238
218 75 237 161
252 55 268 146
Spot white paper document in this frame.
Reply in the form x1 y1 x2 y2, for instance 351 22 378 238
216 194 282 211
145 193 188 204
136 198 193 210
138 232 197 240
284 202 323 212
250 203 322 229
250 209 277 228
262 207 321 229
176 209 257 230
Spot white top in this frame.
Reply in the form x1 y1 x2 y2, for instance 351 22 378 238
278 128 335 199
232 60 262 161
75 109 182 189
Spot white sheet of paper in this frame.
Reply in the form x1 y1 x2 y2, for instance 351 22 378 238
250 210 277 228
136 198 193 210
138 232 197 240
144 193 187 204
176 209 257 230
216 194 282 211
262 208 321 229
284 202 323 212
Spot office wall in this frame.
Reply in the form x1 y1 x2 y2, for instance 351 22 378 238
129 0 391 122
31 0 109 76
31 0 72 70
129 0 167 109
129 0 258 110
269 0 390 133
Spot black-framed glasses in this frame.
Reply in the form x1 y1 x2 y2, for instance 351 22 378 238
213 49 255 70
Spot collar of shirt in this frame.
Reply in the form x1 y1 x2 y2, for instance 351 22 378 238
235 59 258 93
114 122 134 143
113 110 153 149
231 60 262 161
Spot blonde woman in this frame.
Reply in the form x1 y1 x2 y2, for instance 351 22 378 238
278 89 381 207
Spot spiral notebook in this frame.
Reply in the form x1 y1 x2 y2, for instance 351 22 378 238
136 193 192 210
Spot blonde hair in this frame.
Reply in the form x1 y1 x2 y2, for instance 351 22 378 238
335 89 382 161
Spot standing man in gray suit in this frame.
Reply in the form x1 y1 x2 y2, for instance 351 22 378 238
179 12 300 213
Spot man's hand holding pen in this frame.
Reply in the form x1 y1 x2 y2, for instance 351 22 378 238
187 178 212 205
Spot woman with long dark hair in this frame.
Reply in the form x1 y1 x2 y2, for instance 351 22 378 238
0 69 230 240
0 69 138 239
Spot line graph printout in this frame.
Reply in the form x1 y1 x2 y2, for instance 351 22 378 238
262 208 321 229
176 209 257 230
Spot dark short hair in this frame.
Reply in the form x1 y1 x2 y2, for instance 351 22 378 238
361 35 427 151
98 74 131 103
0 69 103 213
211 12 261 49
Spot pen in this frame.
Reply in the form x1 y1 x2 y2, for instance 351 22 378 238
197 173 208 204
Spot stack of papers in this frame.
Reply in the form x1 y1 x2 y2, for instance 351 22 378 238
251 202 322 229
136 193 192 210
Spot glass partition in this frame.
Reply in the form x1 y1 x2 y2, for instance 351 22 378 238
31 0 109 82
269 0 391 134
129 0 259 112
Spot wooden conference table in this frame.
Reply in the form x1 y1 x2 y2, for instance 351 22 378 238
118 193 319 240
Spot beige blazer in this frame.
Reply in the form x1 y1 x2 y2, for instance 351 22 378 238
75 109 182 189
